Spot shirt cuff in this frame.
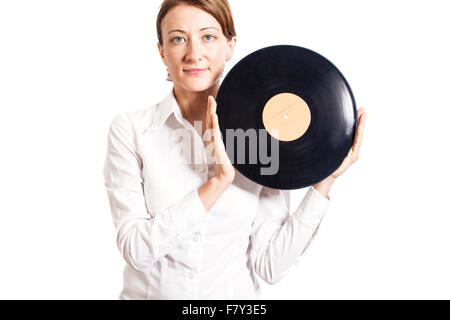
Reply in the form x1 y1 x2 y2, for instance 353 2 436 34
195 188 209 215
292 186 330 226
312 183 331 202
172 189 209 239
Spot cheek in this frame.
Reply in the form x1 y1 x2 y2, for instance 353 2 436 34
208 47 228 68
165 49 183 67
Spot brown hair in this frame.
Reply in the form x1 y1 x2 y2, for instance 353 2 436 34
156 0 236 45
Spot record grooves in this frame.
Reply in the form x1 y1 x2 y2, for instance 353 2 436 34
216 45 357 190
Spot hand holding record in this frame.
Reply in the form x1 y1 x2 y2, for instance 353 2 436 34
329 107 367 179
313 107 367 198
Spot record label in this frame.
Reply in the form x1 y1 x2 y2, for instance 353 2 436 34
262 92 311 142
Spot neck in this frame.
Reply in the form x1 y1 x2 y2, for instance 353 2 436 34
173 82 220 135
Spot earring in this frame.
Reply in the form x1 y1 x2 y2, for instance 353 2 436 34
166 68 173 82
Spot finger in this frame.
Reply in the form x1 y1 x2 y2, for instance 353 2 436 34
357 107 365 118
213 114 225 146
353 110 367 147
352 113 367 159
357 111 367 142
210 95 217 115
354 108 365 144
343 110 366 159
345 146 353 158
207 111 215 143
213 113 220 132
339 111 367 170
211 114 227 163
206 96 212 129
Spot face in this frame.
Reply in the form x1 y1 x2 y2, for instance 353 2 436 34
158 4 236 93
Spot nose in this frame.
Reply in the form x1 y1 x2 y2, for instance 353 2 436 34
185 37 203 63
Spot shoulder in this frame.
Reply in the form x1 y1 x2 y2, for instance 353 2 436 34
107 100 162 136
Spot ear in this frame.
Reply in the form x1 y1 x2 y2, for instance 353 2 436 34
157 42 168 67
225 37 237 62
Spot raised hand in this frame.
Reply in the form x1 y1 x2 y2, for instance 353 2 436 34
205 95 236 185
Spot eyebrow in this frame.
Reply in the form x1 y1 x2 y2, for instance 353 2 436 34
168 27 219 34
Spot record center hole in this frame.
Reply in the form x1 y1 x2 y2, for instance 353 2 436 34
262 93 311 142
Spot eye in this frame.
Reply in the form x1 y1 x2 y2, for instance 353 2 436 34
172 36 185 43
203 34 216 41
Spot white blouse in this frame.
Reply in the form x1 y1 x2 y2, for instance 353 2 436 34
103 87 330 300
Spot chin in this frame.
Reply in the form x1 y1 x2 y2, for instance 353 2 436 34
180 78 216 92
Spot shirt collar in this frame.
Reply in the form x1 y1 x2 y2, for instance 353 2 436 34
152 87 184 129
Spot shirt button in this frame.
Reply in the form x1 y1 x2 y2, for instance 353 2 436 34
193 235 199 242
188 272 194 279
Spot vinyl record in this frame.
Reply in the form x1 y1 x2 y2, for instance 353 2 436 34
216 45 357 190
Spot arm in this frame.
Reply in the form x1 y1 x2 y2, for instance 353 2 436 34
103 113 208 274
251 107 368 284
250 186 329 284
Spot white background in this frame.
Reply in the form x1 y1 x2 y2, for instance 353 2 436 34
0 0 449 299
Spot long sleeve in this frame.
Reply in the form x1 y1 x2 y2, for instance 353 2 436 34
102 113 208 274
250 186 329 284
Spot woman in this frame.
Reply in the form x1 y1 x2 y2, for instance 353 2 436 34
103 0 367 300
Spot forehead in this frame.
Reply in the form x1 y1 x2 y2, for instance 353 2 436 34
161 4 222 31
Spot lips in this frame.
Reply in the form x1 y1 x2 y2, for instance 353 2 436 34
183 68 208 75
